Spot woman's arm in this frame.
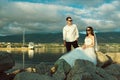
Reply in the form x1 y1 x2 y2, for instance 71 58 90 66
82 36 95 49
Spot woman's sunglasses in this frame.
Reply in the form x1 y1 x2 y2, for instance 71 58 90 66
86 29 91 31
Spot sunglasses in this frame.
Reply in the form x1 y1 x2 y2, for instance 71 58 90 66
67 19 72 22
86 29 91 31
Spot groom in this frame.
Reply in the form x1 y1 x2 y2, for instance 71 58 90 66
63 16 79 52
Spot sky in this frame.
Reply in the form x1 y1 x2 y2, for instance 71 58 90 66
0 0 120 35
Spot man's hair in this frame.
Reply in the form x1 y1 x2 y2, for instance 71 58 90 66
66 16 72 21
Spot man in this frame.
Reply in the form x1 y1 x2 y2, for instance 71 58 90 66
63 16 79 52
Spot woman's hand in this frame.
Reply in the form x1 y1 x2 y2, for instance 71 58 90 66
82 44 92 49
82 45 86 49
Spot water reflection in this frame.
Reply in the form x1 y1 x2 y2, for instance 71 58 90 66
34 47 66 54
28 50 34 58
7 49 11 53
22 51 25 69
2 47 66 55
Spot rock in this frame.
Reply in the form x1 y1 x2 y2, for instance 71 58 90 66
0 52 15 72
52 59 71 80
104 64 120 80
96 52 112 68
14 72 54 80
35 62 52 75
25 67 36 73
10 67 36 75
0 72 15 80
80 72 92 80
54 59 71 74
106 53 120 64
67 59 96 80
94 67 117 80
67 59 117 80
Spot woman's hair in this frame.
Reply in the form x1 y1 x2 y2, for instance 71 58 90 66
86 26 94 36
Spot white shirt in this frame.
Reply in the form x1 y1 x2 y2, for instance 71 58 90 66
63 24 79 42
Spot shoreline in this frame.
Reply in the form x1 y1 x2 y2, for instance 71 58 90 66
0 47 29 52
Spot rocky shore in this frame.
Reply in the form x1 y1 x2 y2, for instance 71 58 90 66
0 52 15 80
1 52 120 80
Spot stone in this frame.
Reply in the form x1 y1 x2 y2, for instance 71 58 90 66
35 62 52 75
14 72 54 80
96 52 112 68
52 59 71 80
104 64 120 80
67 59 117 80
106 53 120 64
0 52 15 72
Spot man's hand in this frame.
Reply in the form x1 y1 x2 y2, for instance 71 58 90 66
76 38 79 41
63 41 66 46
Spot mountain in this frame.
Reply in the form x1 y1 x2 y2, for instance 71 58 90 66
96 32 120 43
0 32 119 43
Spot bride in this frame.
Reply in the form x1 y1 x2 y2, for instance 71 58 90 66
51 26 97 73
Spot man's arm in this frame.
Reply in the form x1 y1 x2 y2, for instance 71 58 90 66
75 25 79 41
63 28 66 46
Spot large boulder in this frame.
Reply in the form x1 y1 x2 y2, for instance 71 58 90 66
52 59 71 80
104 64 120 80
96 52 112 68
67 59 95 80
0 52 15 72
67 59 117 80
106 53 120 64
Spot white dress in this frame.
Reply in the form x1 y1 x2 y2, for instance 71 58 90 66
59 37 97 67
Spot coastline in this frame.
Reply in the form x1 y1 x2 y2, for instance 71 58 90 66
0 47 29 52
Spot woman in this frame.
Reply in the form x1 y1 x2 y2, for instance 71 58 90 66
51 26 97 74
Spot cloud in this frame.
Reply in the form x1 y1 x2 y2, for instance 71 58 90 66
0 0 120 35
73 0 120 32
0 2 65 34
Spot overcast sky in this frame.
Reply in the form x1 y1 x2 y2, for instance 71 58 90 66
0 0 120 35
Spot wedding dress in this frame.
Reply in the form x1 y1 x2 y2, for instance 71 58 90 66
59 37 97 67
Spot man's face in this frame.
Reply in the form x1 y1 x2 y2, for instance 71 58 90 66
67 18 72 25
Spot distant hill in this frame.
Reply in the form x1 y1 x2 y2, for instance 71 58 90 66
0 32 119 43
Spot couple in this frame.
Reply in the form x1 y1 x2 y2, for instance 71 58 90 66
51 17 98 74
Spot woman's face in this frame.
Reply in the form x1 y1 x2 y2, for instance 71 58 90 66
86 28 91 34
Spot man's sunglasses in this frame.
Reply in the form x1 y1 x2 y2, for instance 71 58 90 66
67 20 72 22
